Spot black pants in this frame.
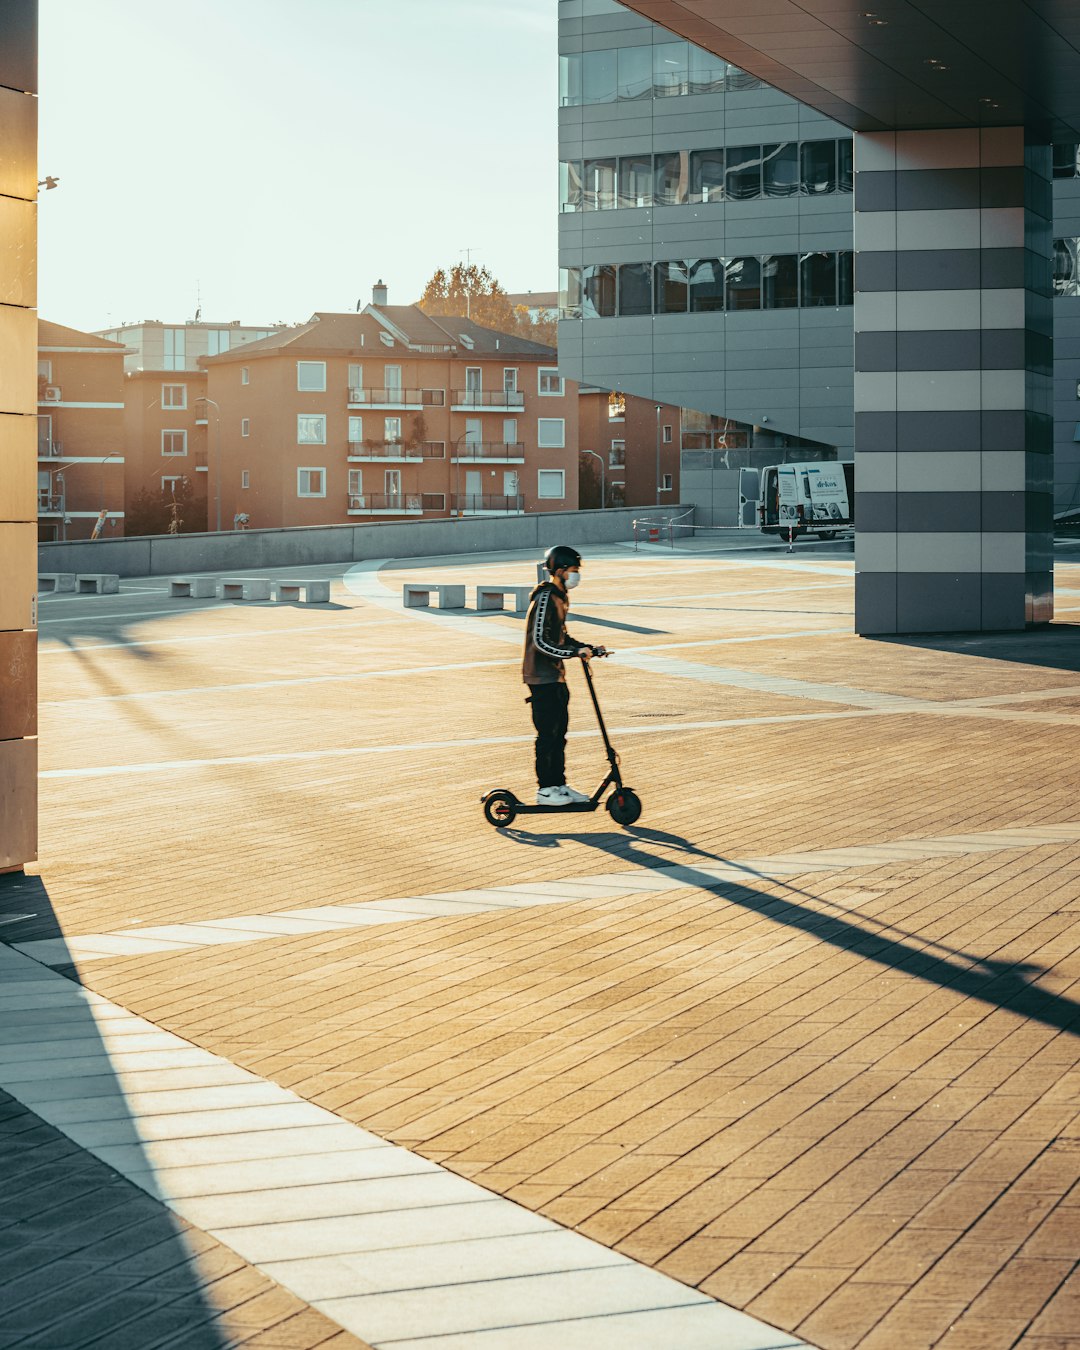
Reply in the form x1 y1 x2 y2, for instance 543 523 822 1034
529 682 569 788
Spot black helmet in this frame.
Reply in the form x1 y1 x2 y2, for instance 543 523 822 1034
544 544 582 573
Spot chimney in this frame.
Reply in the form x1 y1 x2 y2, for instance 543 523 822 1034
372 279 388 306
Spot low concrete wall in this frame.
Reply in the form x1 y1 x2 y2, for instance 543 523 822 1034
37 506 683 579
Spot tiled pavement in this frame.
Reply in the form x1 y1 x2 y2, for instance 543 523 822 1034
3 542 1080 1348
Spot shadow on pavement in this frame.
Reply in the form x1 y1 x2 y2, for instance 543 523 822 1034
866 623 1080 674
500 822 1080 1039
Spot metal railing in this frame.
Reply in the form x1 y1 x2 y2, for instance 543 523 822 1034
451 441 525 461
38 439 63 458
452 493 525 514
451 389 525 408
632 506 695 549
38 491 64 513
347 492 424 512
348 387 444 406
347 440 446 459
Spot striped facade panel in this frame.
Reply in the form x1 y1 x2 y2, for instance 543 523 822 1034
853 128 1054 635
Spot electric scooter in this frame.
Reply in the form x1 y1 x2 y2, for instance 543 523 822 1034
481 650 643 828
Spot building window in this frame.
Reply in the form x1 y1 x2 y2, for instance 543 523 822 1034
689 258 725 312
297 414 326 444
241 418 250 437
763 142 799 197
348 415 364 444
609 439 626 467
561 42 764 107
655 260 689 314
348 469 363 496
297 361 326 392
663 425 673 444
163 328 186 371
689 148 725 204
37 359 52 381
1054 143 1080 178
661 473 673 491
538 368 564 396
654 150 689 206
161 430 187 456
297 468 326 498
207 330 231 356
618 263 652 317
560 267 582 320
538 469 565 499
583 158 616 211
583 264 617 318
241 366 250 385
503 368 518 392
618 153 653 209
348 363 363 396
241 470 250 489
503 418 518 446
726 257 762 310
800 251 837 306
608 391 625 421
161 475 184 492
384 416 402 442
1054 238 1080 296
801 141 836 194
762 254 799 309
162 383 186 409
538 418 565 448
560 160 583 212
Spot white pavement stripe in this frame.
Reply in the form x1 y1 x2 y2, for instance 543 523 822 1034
0 945 808 1350
38 616 398 655
16 822 1080 968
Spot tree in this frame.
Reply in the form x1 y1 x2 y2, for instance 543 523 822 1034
579 452 602 511
418 263 519 334
125 477 206 536
514 304 558 347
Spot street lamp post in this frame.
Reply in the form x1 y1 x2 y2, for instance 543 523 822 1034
197 397 222 531
581 449 605 510
46 451 120 541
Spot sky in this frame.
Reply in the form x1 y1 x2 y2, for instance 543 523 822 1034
38 0 558 333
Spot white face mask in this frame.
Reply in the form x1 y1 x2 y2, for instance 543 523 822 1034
563 571 581 590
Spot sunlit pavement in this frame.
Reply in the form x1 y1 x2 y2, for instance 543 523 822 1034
2 539 1079 1349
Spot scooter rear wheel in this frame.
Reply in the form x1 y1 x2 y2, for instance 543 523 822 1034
606 789 642 826
483 792 517 827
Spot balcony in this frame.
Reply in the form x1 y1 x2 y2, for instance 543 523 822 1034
451 441 525 464
38 491 64 515
194 449 208 472
347 440 446 463
348 387 445 410
347 492 424 516
451 493 525 516
451 389 524 412
38 438 63 459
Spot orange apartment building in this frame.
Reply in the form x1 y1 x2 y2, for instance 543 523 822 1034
200 289 578 529
577 386 681 509
36 321 127 541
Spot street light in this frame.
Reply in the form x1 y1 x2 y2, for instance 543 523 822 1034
45 451 120 542
581 449 605 510
196 397 222 531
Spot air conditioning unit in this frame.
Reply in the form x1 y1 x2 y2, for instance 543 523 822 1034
350 495 366 509
44 386 61 402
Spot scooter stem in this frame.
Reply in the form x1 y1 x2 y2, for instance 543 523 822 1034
582 659 618 767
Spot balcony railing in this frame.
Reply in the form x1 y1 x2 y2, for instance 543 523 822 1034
452 493 525 515
347 440 446 460
347 492 425 514
194 449 208 471
348 387 445 408
38 491 64 513
38 439 63 458
451 389 525 409
452 441 525 462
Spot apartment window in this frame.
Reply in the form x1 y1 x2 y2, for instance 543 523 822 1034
503 368 518 393
384 417 402 442
538 469 565 499
465 367 482 396
608 391 625 421
609 439 626 467
348 415 364 443
539 368 564 396
503 418 518 446
241 470 250 489
297 361 326 392
241 366 250 385
161 429 187 456
661 473 673 491
663 425 673 444
207 330 231 356
162 383 186 409
619 263 652 317
241 418 250 437
163 328 186 371
538 418 565 448
297 468 326 498
348 469 363 496
297 414 326 444
348 363 363 396
161 475 183 492
37 359 52 381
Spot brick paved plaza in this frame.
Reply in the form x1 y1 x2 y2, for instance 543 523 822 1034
2 539 1079 1349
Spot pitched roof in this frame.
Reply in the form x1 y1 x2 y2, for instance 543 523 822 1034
202 312 387 362
38 320 126 349
427 314 557 358
368 306 458 348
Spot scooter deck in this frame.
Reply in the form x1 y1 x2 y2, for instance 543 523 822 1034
512 799 601 814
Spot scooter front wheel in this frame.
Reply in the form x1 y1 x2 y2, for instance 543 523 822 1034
606 788 642 826
483 791 517 828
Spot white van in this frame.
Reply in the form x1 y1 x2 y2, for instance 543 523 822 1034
757 461 854 540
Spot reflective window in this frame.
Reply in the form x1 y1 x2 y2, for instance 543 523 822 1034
762 254 798 309
726 63 762 91
583 264 617 318
559 52 581 107
583 158 616 211
655 150 689 206
617 45 653 101
559 266 582 319
1053 144 1080 179
726 256 761 310
1053 238 1080 296
582 48 617 104
726 146 762 200
689 258 725 312
619 154 653 208
838 139 854 193
800 141 836 194
559 161 582 213
763 143 799 197
689 148 725 203
653 41 689 97
618 263 652 316
838 251 854 306
654 261 689 314
690 45 726 94
801 251 837 306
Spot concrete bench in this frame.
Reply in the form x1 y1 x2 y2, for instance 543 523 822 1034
220 578 271 602
76 574 119 595
38 573 76 594
273 579 330 604
402 583 465 610
169 577 218 599
476 584 532 613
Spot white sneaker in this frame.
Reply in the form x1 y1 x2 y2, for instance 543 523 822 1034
561 785 591 803
537 786 572 805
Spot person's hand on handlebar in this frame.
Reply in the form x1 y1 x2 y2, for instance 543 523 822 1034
579 646 612 660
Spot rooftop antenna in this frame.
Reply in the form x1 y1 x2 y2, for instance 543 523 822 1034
460 247 478 318
194 279 202 324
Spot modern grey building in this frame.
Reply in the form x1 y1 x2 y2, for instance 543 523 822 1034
557 0 1080 634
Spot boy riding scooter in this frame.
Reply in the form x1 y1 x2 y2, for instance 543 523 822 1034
523 545 611 805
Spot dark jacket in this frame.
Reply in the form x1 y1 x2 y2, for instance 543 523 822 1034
522 581 585 685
